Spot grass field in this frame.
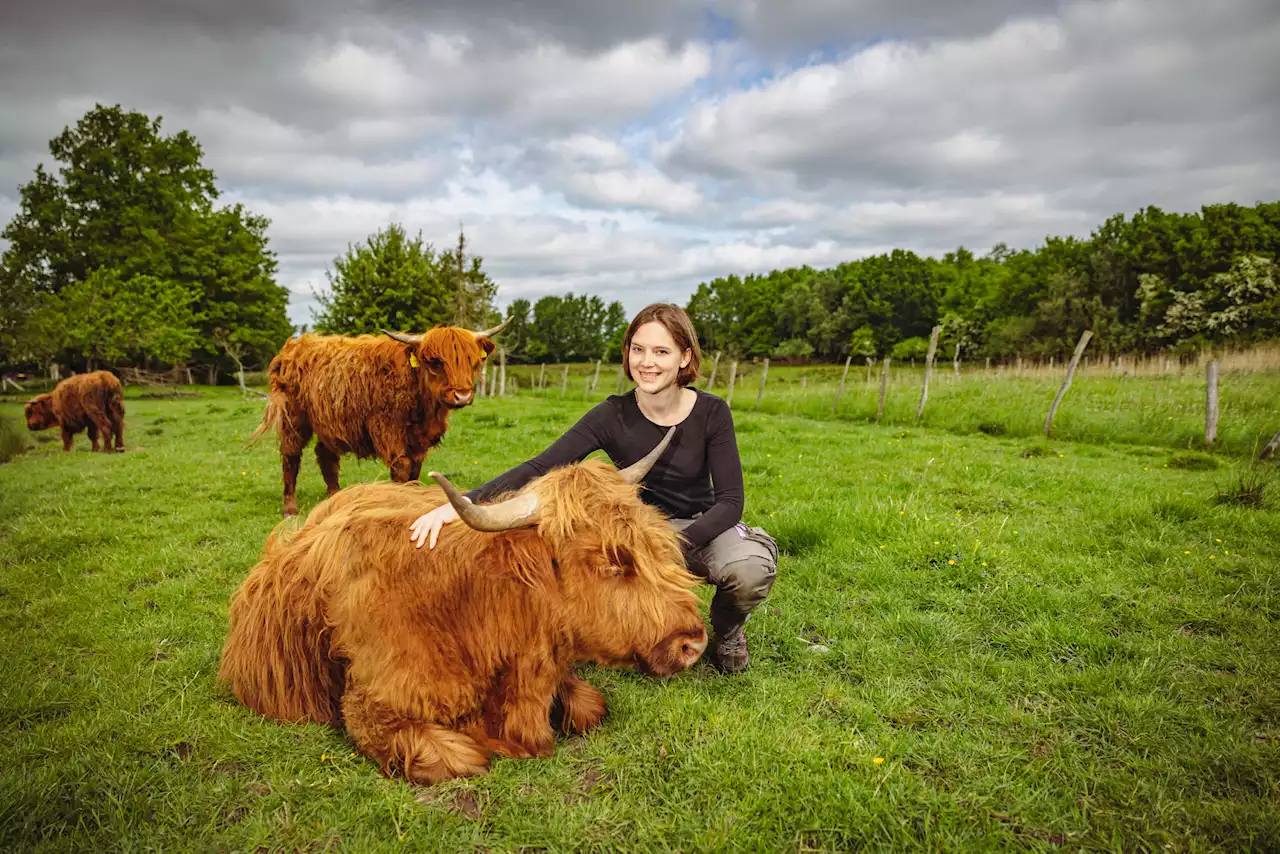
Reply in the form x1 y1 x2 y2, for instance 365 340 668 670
2 383 1279 851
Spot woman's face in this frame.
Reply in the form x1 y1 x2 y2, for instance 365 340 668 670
629 321 690 395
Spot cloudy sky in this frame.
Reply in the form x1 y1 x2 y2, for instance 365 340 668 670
2 0 1277 327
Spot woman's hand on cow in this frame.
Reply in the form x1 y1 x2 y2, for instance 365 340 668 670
409 501 464 550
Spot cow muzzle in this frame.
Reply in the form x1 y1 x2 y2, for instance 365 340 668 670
446 389 474 408
637 624 708 677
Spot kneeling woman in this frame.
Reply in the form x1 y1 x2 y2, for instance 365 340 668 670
408 303 777 673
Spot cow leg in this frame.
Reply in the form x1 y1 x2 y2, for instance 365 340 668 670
281 454 303 516
86 422 100 452
550 673 607 734
110 399 125 450
91 416 114 452
482 661 558 759
279 421 312 518
60 427 74 452
341 682 491 785
315 443 341 497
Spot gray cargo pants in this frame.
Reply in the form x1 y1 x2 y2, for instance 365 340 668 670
669 518 778 637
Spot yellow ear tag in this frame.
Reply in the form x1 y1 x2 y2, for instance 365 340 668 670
409 354 420 368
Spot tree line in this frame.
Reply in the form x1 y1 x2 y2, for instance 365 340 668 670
2 104 1277 378
687 203 1280 363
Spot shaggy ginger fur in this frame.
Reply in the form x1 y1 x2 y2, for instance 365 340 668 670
217 458 708 785
249 327 497 516
24 370 125 452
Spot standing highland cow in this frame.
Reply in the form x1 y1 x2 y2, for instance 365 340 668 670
24 370 126 453
217 428 708 786
250 321 507 516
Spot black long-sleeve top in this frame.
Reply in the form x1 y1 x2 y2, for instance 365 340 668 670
464 387 744 552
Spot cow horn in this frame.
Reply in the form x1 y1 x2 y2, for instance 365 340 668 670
428 471 541 531
472 317 510 339
382 328 423 345
617 426 677 484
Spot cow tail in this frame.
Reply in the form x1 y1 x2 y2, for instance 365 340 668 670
216 522 340 724
247 393 284 447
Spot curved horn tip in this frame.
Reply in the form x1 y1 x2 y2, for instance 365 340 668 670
472 316 511 338
382 328 423 344
618 425 677 484
429 470 540 531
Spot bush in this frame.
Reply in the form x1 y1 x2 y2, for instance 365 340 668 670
891 336 930 361
773 338 814 360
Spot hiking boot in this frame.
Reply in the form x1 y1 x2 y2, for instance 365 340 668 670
712 625 749 673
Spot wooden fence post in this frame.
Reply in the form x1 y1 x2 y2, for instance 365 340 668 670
725 360 738 406
616 364 625 393
1044 330 1093 436
754 358 770 411
560 365 568 399
707 351 721 389
916 325 941 423
480 363 488 398
832 355 852 413
591 359 602 393
865 357 873 385
1205 359 1220 446
877 357 891 421
1261 429 1280 460
538 363 545 391
499 348 507 397
952 341 961 376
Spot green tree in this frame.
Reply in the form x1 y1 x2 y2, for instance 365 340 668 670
499 298 533 361
0 103 290 368
312 223 455 335
602 300 628 362
34 270 199 367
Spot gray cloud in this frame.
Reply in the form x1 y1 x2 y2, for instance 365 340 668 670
1 0 1277 330
711 0 1065 51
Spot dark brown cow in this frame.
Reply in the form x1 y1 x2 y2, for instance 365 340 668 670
24 370 125 453
217 428 708 786
250 321 507 516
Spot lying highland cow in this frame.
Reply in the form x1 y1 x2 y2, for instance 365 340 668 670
24 370 125 452
217 427 707 785
250 321 507 516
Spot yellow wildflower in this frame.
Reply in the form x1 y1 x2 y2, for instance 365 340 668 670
873 756 885 766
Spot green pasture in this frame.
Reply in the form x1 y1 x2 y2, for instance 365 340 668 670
1 382 1278 852
501 361 1280 459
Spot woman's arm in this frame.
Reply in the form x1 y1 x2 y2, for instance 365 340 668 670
673 400 744 552
464 402 612 503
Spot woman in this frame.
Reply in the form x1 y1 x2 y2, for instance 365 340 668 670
408 303 777 673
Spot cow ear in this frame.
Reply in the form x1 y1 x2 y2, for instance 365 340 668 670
603 545 636 578
477 337 497 357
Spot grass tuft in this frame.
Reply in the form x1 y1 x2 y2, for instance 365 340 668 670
0 414 28 462
1214 462 1274 508
1169 451 1222 470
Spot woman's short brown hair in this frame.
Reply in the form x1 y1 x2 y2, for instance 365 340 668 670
622 303 703 387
